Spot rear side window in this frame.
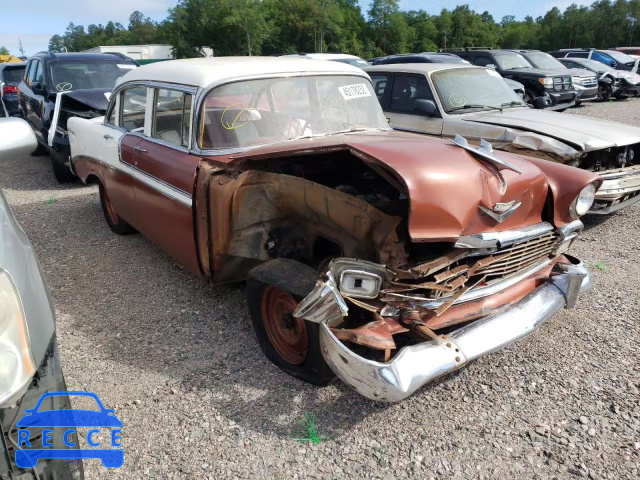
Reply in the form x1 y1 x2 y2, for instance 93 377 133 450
2 67 26 84
592 52 613 65
389 75 435 113
120 87 148 133
152 88 192 148
567 52 589 58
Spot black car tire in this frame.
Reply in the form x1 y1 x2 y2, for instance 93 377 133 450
51 157 75 182
247 276 334 386
597 85 612 102
98 183 137 235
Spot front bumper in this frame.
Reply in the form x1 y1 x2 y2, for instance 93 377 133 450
575 85 598 101
546 90 577 109
591 165 640 214
299 260 591 402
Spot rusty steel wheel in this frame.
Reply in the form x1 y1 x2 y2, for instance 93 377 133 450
98 183 136 235
261 286 309 365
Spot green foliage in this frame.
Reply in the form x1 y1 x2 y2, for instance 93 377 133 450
293 411 330 443
0 46 10 55
593 261 609 272
45 1 640 59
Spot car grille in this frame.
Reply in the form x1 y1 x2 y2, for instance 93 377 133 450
554 75 573 91
473 231 559 278
581 76 598 87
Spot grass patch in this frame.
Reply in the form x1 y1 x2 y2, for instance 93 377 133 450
46 195 56 205
593 261 609 272
293 411 330 443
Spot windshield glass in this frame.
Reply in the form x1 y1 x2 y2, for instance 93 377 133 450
494 53 533 70
49 61 137 92
332 58 370 67
526 52 565 70
605 50 636 64
2 67 25 84
432 68 526 113
199 75 389 150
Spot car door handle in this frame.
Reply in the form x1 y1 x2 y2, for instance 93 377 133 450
103 134 113 140
133 146 147 153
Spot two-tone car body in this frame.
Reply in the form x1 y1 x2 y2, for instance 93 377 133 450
68 57 599 401
366 62 640 214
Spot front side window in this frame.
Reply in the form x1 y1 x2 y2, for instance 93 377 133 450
474 56 494 67
493 53 533 70
389 75 434 113
49 61 137 92
28 61 41 85
592 52 614 66
120 87 147 133
432 68 526 114
199 75 388 150
152 89 192 148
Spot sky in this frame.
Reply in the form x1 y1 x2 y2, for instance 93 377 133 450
1 0 594 57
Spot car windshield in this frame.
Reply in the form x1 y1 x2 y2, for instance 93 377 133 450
432 68 526 114
494 53 534 70
604 50 636 64
526 52 566 70
332 58 370 67
2 67 25 84
49 61 137 92
199 75 389 150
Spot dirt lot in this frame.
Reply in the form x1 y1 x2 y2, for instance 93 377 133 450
2 100 639 479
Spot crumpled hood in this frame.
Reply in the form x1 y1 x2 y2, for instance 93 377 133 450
229 131 552 241
62 88 111 112
464 108 640 151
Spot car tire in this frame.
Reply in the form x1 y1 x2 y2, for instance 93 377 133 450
98 183 137 235
597 85 612 102
247 277 334 386
51 158 75 182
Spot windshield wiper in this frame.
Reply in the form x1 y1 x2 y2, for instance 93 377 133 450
500 101 525 108
288 127 388 141
449 104 504 113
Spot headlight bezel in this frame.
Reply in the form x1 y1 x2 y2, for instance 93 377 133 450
569 183 597 218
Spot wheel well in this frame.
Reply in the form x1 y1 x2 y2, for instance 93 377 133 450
85 174 101 186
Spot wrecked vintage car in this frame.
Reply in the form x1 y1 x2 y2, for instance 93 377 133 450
68 57 600 401
366 63 640 214
17 51 138 182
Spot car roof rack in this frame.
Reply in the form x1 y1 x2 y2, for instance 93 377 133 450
439 47 493 52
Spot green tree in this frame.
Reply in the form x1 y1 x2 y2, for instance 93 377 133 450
224 0 271 55
0 46 10 55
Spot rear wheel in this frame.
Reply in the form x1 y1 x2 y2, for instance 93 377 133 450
99 183 136 235
247 277 334 386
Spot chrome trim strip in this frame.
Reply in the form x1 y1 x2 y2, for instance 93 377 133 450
454 222 555 249
589 191 640 214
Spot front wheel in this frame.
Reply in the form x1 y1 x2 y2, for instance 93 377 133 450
597 85 612 102
99 183 136 235
247 278 334 386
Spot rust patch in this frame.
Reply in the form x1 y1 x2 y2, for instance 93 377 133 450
331 315 408 351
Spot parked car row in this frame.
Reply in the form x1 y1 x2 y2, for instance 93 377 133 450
6 51 640 405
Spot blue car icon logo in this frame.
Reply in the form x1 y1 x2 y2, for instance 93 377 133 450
15 391 123 468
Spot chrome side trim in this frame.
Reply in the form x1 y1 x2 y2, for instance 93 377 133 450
454 222 555 249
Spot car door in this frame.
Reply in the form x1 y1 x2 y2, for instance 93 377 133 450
122 85 202 274
27 60 45 136
384 73 444 135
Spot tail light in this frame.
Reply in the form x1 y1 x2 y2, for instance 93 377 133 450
2 85 18 95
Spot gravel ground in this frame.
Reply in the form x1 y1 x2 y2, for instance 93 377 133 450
2 100 639 480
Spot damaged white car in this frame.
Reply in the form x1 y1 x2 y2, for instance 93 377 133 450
366 63 640 214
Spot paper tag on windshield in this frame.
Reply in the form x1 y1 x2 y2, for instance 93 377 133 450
338 84 371 100
117 64 137 69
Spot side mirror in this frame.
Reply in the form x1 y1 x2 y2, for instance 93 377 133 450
0 118 37 159
414 99 438 116
611 60 617 68
32 83 45 95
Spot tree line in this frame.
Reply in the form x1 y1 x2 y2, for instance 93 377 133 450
40 0 640 59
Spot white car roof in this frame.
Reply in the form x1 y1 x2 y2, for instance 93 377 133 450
365 63 481 75
117 56 366 88
283 53 365 61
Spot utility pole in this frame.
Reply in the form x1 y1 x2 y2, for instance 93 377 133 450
18 38 25 56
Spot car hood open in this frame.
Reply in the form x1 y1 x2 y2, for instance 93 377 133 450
464 108 640 151
62 88 111 112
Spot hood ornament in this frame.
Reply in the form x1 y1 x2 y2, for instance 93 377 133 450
479 200 522 223
451 135 522 195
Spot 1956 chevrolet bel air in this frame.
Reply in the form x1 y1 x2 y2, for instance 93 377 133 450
68 57 601 401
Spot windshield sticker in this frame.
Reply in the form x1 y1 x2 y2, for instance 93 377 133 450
104 92 111 101
338 84 371 100
117 64 137 69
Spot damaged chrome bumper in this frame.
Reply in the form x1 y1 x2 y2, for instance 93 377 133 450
295 259 591 402
591 166 640 214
